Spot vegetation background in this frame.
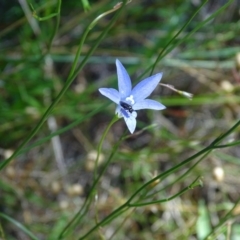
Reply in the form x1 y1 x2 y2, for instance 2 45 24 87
0 0 240 239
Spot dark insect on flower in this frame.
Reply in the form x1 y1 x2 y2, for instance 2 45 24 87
99 59 166 133
120 101 133 113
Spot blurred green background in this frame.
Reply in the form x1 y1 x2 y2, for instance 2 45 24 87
1 0 240 239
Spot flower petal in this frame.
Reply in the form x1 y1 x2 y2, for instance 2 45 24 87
133 99 166 110
123 115 137 134
99 88 120 104
116 59 132 98
131 73 163 102
115 105 123 118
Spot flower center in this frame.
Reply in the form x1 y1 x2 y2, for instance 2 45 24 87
125 95 135 104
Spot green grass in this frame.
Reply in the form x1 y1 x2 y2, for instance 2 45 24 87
1 0 240 239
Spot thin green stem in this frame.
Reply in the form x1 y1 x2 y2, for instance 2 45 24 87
0 220 5 240
0 213 39 240
149 0 208 75
101 206 129 227
108 208 135 240
78 204 128 240
67 1 131 88
94 115 119 180
47 0 62 53
93 115 119 236
128 176 201 207
144 151 210 200
128 148 208 204
211 141 240 149
209 120 240 147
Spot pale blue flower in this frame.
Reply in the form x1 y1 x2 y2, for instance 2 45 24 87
99 59 166 134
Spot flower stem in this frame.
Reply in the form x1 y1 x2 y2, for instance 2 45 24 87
94 115 119 180
58 115 120 239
